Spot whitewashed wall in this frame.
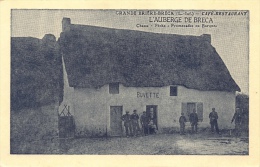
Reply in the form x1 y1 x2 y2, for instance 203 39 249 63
70 84 236 136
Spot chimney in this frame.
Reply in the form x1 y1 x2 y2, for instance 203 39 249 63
62 18 71 32
201 34 211 43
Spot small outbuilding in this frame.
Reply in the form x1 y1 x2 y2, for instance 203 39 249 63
58 18 240 137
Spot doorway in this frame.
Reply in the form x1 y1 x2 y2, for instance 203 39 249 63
146 105 158 129
110 106 123 136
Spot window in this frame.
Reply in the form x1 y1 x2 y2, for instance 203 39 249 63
170 86 178 96
109 83 119 94
181 102 203 121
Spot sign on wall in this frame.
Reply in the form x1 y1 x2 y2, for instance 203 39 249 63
137 92 159 98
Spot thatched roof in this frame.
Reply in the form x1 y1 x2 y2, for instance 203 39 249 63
59 18 240 92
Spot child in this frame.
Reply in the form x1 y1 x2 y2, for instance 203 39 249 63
179 112 187 135
148 120 157 134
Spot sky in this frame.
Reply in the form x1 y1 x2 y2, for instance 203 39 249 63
11 9 249 94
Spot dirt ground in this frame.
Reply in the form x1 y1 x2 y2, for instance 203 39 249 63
59 132 248 155
11 132 248 155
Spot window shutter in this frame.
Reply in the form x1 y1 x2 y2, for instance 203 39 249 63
197 103 203 121
181 103 188 120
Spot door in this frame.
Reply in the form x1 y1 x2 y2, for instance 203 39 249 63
110 106 123 136
58 105 75 138
146 105 158 129
187 103 196 121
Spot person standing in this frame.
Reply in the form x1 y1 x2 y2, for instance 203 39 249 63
140 111 149 135
179 112 187 135
131 110 140 136
149 108 157 133
231 108 242 136
121 111 132 137
209 108 220 134
189 109 198 134
150 108 154 120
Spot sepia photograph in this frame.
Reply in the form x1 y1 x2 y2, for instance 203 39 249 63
9 9 250 155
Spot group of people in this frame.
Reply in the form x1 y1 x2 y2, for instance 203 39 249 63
178 108 200 135
179 107 244 136
121 109 157 137
179 108 219 135
121 107 244 137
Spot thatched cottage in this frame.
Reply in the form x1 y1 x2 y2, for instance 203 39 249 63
58 18 240 137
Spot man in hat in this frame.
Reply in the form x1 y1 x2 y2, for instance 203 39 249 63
231 108 242 136
131 110 140 136
121 111 132 137
209 108 220 134
189 109 199 134
140 111 149 135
